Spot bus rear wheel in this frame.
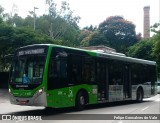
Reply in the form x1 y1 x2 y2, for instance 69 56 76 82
136 89 143 103
75 91 87 111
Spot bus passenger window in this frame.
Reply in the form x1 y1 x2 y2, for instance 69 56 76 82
82 57 95 83
48 56 68 90
109 61 123 85
72 64 78 83
49 58 67 78
82 64 90 83
70 55 82 84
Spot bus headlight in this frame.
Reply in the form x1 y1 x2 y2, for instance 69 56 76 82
38 88 43 94
34 88 44 97
9 88 11 93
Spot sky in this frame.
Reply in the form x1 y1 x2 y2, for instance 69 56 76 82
0 0 159 36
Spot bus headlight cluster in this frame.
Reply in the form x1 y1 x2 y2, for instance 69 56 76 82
38 88 43 94
9 88 11 93
34 88 44 97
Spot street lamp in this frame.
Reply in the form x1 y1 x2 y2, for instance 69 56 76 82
34 7 39 31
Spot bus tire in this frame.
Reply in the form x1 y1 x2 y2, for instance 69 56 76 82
75 91 87 111
136 88 143 103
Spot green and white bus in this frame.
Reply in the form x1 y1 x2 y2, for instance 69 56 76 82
9 44 157 110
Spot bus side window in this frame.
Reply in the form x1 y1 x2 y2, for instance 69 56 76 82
109 60 123 85
82 57 95 83
72 64 79 83
70 55 82 84
48 54 68 89
48 59 52 77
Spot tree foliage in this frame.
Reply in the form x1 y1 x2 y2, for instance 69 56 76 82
127 39 154 60
151 24 160 66
80 31 107 47
44 0 80 46
2 2 160 72
99 16 138 53
83 25 97 31
127 22 160 70
0 1 81 71
6 1 80 47
0 22 54 71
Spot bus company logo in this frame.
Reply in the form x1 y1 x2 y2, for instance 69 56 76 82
2 115 11 120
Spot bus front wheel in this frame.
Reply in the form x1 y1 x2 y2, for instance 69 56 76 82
136 89 143 103
75 91 87 110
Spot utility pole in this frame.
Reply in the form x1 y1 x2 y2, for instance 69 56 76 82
34 7 39 31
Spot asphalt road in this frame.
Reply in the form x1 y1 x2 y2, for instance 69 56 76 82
0 89 159 123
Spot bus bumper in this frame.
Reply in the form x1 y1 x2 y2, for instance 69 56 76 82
9 92 47 107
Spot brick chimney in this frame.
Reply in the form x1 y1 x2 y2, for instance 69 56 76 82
143 6 150 38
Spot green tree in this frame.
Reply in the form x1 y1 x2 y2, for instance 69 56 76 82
151 33 160 66
99 16 138 53
127 22 160 71
6 14 24 27
44 0 80 41
3 1 81 47
0 5 6 23
0 23 14 71
80 31 108 47
0 23 54 71
24 16 33 26
79 29 94 47
150 22 160 69
89 32 108 46
127 39 154 60
83 25 97 31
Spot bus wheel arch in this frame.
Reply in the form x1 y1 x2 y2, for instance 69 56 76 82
136 87 144 103
75 89 89 110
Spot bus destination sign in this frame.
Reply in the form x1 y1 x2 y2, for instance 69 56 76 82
18 48 45 56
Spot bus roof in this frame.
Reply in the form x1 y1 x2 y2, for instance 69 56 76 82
18 44 156 66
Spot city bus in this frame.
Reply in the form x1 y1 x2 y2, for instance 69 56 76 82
9 44 157 110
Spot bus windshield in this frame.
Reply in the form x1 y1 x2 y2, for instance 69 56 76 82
10 55 45 85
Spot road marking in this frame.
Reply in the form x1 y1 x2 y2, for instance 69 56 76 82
16 120 24 122
118 121 123 123
155 98 160 102
141 106 149 111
